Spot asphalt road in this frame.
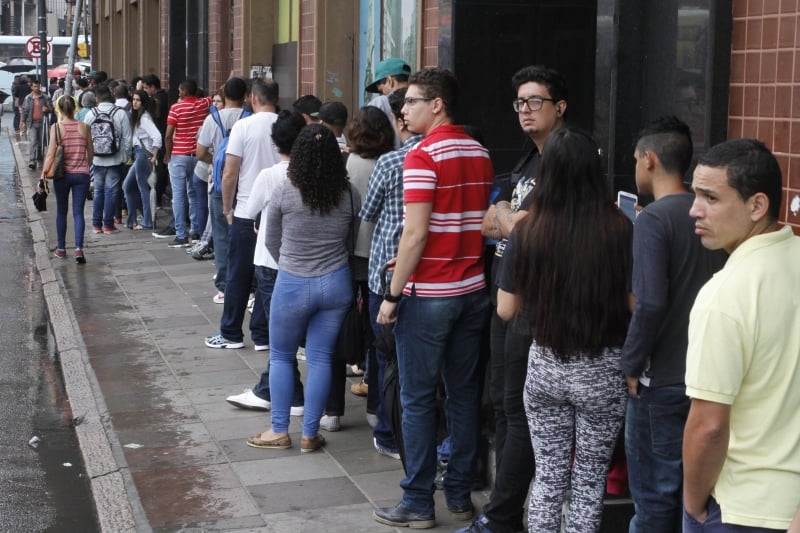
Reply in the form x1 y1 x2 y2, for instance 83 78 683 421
0 130 97 532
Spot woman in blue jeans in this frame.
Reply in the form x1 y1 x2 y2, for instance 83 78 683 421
122 90 161 229
247 124 361 453
43 96 93 264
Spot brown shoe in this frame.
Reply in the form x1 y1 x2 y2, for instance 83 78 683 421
300 434 326 453
246 432 291 449
350 379 368 397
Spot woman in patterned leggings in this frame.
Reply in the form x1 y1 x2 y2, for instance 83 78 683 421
496 127 633 532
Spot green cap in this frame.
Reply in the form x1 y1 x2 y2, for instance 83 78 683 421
366 58 411 93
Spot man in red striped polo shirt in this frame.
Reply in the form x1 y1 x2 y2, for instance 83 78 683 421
374 67 493 529
163 79 211 247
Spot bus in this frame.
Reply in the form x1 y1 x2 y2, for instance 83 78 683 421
0 35 90 65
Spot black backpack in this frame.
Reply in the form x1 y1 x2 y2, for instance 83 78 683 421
90 107 121 156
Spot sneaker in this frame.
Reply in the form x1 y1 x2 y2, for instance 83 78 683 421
254 344 269 352
226 389 270 410
191 243 214 260
168 237 190 248
92 226 103 234
291 405 305 417
350 379 368 397
103 226 120 234
190 233 201 243
454 514 495 533
204 333 244 349
319 415 341 432
212 291 224 304
152 227 176 239
296 347 306 361
114 217 122 225
373 437 401 460
447 503 474 522
366 413 379 428
373 503 435 529
74 249 86 265
54 249 67 259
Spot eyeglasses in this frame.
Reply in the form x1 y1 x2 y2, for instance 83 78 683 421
512 96 555 113
404 96 434 106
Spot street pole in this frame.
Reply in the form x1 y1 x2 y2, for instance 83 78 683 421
65 0 84 98
38 0 47 84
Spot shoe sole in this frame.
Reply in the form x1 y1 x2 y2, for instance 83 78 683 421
372 512 435 529
449 509 474 521
205 340 244 349
227 399 269 411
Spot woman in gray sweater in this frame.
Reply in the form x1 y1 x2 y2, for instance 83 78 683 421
247 124 361 453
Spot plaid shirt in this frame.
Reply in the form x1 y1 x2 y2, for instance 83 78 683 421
359 134 423 295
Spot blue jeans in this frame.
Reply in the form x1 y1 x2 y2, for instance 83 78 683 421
368 290 398 451
122 147 154 228
394 288 488 515
626 383 689 533
92 164 124 229
168 154 197 239
191 174 209 237
252 266 305 405
268 264 352 437
53 173 91 250
219 217 267 344
683 497 785 532
209 189 229 293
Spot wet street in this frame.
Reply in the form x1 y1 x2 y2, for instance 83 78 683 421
0 129 98 532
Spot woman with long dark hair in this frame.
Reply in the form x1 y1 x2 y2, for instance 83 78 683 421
43 96 93 263
122 89 161 229
247 124 360 453
497 127 632 532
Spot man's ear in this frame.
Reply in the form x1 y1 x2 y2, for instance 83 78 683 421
749 192 771 221
643 150 657 170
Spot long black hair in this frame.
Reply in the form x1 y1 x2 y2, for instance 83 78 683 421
287 124 349 214
513 127 632 360
130 89 153 130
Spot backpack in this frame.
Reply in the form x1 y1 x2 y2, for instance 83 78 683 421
90 106 121 156
210 106 251 194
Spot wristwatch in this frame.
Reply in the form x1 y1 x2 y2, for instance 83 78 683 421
383 288 402 303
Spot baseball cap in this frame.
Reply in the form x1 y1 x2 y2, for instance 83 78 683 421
318 101 348 128
366 58 411 93
293 94 322 118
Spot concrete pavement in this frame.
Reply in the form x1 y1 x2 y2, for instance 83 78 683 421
12 128 489 533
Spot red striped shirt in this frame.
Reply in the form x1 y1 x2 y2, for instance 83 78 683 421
402 124 493 297
60 121 90 175
167 96 212 155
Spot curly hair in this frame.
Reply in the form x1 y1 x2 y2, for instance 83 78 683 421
345 106 395 159
288 124 349 214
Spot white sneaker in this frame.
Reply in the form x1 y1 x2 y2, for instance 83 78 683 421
296 347 306 361
204 333 244 349
374 437 401 460
320 415 341 432
226 389 270 411
254 344 269 352
212 291 224 304
290 405 305 417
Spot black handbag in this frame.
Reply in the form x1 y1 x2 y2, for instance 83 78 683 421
32 178 48 211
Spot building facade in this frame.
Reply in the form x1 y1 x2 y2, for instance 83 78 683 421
87 0 799 230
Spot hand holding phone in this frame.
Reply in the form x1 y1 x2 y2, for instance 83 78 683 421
617 191 638 222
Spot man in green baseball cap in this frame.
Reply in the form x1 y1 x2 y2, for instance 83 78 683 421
366 57 411 147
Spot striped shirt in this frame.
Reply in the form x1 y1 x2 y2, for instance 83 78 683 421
360 134 423 295
402 124 493 297
60 121 90 175
167 96 212 155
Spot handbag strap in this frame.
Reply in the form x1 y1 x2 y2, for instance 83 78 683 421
346 184 355 253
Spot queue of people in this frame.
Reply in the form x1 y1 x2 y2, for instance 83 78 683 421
26 59 800 533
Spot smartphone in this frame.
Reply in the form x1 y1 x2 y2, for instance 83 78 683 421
617 191 638 222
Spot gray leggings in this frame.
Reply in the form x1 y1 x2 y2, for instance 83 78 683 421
524 343 627 533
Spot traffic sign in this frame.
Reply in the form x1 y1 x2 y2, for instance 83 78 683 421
25 37 51 59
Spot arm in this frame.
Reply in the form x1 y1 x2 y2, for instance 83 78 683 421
80 122 94 161
221 154 242 223
163 124 175 164
683 398 731 522
377 201 431 323
265 187 283 262
196 143 212 165
359 162 387 222
496 288 522 321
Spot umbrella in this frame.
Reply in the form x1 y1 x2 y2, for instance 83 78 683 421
48 64 81 79
1 58 36 73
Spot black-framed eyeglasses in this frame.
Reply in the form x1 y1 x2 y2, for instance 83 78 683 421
512 96 556 112
404 96 434 106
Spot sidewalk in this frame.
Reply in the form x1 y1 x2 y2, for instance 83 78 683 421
13 128 489 533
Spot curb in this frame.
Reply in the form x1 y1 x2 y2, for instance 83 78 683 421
11 130 144 533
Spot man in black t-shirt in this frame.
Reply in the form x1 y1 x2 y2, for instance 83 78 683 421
465 65 568 533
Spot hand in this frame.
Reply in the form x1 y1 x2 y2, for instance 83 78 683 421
163 153 171 165
685 502 709 524
626 375 639 398
225 211 234 225
377 300 398 324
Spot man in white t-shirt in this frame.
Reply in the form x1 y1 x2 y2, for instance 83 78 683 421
204 79 280 350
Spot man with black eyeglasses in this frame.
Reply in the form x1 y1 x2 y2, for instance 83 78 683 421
467 65 568 533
